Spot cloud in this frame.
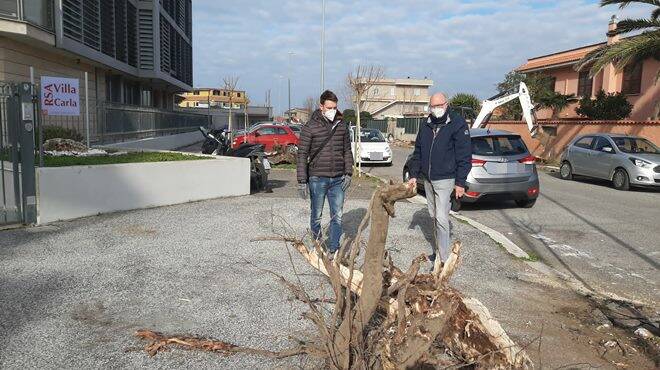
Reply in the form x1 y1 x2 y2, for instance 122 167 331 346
192 0 651 113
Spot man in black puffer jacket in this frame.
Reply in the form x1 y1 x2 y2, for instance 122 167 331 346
297 90 353 257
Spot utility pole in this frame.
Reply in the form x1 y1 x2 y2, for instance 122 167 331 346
288 51 294 122
321 0 325 92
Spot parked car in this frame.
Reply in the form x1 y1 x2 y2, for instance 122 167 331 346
350 127 393 165
403 129 540 208
231 124 299 153
288 124 302 138
559 134 660 190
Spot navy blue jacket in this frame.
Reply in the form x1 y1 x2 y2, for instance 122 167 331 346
409 110 472 187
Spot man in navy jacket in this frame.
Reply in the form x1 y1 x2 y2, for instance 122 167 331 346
408 92 472 264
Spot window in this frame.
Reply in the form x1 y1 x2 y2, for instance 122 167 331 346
213 90 219 96
414 88 420 96
545 76 557 92
622 63 643 95
372 88 379 96
612 137 659 154
390 87 396 97
23 0 54 30
593 137 612 152
573 136 594 150
237 92 241 97
577 71 592 98
257 127 276 135
471 136 527 156
223 91 227 96
276 128 288 135
0 0 18 17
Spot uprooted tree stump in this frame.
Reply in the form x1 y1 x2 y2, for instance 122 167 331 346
135 181 532 369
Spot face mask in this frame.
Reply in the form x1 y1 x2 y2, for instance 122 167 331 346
323 108 337 121
431 107 446 118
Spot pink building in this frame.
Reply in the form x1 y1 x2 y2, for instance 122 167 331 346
517 16 659 121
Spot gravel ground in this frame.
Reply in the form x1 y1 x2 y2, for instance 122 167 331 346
1 194 653 368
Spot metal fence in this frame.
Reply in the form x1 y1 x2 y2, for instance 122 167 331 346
98 102 208 144
396 118 423 134
362 119 388 133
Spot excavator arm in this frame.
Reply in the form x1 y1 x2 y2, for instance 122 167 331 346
471 82 540 138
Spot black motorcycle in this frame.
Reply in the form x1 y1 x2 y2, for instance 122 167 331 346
198 127 270 191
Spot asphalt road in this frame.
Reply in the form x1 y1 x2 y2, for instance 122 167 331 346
365 146 660 308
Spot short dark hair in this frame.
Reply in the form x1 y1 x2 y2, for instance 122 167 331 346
319 90 338 105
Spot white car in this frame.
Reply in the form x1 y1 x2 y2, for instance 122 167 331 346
350 127 393 165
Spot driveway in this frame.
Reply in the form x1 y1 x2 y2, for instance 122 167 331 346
365 147 660 308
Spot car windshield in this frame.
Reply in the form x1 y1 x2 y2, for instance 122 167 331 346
357 129 385 142
289 125 301 132
472 135 528 156
611 137 659 154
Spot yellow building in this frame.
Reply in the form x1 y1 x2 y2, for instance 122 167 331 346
179 88 249 109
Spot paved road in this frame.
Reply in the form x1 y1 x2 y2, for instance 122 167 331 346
365 146 660 307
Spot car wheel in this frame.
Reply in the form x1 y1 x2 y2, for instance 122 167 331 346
515 199 536 208
560 161 573 180
612 168 630 191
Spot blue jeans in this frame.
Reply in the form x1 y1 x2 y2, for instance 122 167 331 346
309 176 345 253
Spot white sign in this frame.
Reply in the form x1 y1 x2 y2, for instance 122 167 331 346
41 76 80 116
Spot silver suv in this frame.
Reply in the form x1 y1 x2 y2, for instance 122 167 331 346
403 129 540 208
559 134 660 190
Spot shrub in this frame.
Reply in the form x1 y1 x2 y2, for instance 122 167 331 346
575 90 632 120
40 125 84 143
450 93 482 113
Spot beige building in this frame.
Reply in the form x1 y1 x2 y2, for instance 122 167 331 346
284 108 310 123
179 88 249 109
360 78 433 119
0 0 193 141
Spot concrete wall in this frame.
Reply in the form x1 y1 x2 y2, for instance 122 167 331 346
487 120 660 160
36 156 250 224
103 130 204 151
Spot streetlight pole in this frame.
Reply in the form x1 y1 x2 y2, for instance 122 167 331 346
288 51 294 122
321 0 325 92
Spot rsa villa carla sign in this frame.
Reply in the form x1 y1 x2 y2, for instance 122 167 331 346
40 76 80 116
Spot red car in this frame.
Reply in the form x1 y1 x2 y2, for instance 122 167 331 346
231 124 299 153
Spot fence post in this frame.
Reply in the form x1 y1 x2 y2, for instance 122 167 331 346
84 72 90 147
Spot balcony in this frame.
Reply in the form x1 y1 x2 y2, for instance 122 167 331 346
0 0 54 32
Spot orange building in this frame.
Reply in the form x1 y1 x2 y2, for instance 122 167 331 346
517 16 659 121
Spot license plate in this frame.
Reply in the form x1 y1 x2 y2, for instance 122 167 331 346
369 152 383 161
262 158 271 170
485 162 525 174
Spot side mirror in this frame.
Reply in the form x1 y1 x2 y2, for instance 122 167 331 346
602 146 613 153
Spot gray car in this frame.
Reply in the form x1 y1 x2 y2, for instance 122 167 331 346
403 129 540 208
559 133 660 190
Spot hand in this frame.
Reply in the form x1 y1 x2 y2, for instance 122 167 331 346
298 183 309 199
341 175 352 192
408 178 417 188
454 185 465 199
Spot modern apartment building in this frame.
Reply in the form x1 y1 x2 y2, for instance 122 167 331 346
361 78 433 119
179 88 248 109
0 0 194 139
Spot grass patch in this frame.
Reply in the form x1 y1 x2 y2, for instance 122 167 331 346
517 252 540 262
41 152 209 167
272 163 296 170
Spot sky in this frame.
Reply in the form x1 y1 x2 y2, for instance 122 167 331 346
191 0 651 115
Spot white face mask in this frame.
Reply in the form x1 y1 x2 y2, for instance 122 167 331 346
323 108 337 121
431 107 446 118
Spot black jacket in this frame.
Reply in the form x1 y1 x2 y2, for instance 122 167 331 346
296 109 353 183
409 110 472 187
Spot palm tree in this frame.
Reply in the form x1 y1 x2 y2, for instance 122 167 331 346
575 1 660 80
537 91 576 119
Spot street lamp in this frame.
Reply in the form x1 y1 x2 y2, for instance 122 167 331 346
288 51 294 122
321 0 325 92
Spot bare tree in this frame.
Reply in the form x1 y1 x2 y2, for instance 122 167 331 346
303 96 316 117
347 65 384 175
223 76 239 136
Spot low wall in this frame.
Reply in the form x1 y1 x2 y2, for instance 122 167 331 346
102 130 204 151
487 120 660 161
36 156 250 224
